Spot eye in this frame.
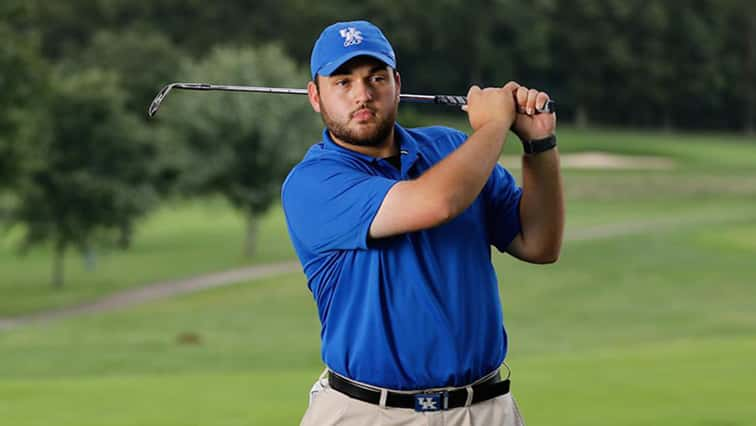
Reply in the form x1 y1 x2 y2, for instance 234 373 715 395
335 79 349 87
371 75 387 83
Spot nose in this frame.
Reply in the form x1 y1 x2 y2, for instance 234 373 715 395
352 80 373 104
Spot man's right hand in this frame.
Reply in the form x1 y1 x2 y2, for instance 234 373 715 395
464 83 518 132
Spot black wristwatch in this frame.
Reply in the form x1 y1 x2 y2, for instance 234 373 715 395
521 134 557 155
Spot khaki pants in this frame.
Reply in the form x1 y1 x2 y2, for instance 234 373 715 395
300 373 526 426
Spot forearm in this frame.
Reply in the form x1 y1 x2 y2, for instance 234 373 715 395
369 86 518 239
418 121 509 219
519 147 564 260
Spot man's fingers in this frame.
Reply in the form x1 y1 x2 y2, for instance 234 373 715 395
536 92 551 112
515 86 529 114
502 81 521 93
526 89 539 115
467 83 551 117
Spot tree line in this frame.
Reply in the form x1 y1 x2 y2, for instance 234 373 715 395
1 0 754 286
7 0 754 131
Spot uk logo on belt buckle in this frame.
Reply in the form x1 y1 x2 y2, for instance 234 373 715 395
414 391 449 412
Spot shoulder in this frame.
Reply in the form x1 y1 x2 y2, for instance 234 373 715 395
404 125 469 158
282 145 370 198
406 125 468 145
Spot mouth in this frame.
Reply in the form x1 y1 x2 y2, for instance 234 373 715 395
351 107 376 122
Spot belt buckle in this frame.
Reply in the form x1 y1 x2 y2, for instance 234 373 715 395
414 391 448 412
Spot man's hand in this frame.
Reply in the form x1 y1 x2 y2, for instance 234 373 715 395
504 82 556 141
463 83 517 132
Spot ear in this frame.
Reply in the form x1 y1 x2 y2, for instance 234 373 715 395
394 71 402 103
307 80 321 113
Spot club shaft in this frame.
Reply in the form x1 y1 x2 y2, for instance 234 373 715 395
181 85 440 103
178 83 309 96
148 82 555 117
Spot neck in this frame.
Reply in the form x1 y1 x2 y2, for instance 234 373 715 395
329 127 398 158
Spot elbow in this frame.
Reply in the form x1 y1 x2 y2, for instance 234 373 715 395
433 201 457 225
520 227 563 264
432 194 465 226
529 244 562 264
539 250 561 264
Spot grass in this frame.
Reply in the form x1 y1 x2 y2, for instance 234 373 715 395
3 337 752 426
0 198 295 316
516 336 756 426
1 124 755 424
0 370 315 426
0 208 754 424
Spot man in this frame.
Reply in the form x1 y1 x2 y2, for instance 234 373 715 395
282 20 563 426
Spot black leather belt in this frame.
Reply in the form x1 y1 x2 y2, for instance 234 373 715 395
328 371 510 412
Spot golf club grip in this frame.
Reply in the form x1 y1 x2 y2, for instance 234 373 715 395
435 96 556 113
433 95 469 106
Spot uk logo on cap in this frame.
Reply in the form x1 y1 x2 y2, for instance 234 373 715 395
339 27 363 47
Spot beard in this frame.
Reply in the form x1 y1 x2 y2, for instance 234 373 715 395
319 100 397 147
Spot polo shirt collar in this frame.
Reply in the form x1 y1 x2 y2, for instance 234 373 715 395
321 123 421 175
321 128 377 163
394 124 420 177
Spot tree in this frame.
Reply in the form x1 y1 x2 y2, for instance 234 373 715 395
75 28 184 119
72 28 187 246
661 1 727 129
0 22 50 236
718 0 756 134
10 68 160 288
161 45 319 256
624 1 675 128
0 23 48 191
746 9 756 134
547 0 639 127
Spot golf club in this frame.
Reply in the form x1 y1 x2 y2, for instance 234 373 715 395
147 82 556 118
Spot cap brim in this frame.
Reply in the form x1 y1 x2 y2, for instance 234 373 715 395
315 50 396 78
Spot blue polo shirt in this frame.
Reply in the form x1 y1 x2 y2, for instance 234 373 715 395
281 124 522 390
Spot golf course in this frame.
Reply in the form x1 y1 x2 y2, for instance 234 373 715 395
1 124 755 425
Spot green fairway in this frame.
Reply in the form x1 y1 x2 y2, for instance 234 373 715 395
2 336 753 426
516 336 756 426
1 126 755 425
1 198 755 424
0 198 295 316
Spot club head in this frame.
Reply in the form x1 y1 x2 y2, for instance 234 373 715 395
147 83 177 119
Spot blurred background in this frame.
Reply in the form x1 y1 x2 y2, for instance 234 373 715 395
1 1 754 425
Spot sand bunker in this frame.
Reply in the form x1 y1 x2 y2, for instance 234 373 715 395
501 151 676 170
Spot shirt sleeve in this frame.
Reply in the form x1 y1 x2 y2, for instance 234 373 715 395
440 127 522 252
484 163 523 252
282 158 397 254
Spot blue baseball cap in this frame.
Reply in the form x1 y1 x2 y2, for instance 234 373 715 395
310 20 396 80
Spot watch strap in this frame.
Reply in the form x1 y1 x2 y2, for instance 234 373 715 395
521 134 557 155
